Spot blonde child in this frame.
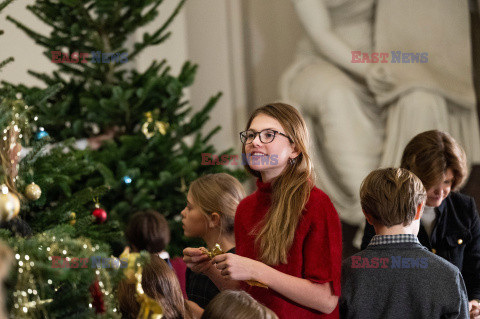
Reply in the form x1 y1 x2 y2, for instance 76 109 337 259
181 173 245 308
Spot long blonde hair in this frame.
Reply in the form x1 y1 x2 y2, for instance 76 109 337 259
243 103 314 265
189 173 246 236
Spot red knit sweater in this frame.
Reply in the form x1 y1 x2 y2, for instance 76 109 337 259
235 179 342 319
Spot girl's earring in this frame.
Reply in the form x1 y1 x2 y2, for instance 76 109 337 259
289 157 297 165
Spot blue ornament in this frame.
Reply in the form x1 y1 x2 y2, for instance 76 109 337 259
122 176 132 184
36 131 49 140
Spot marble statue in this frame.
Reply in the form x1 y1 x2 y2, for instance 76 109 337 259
281 0 480 234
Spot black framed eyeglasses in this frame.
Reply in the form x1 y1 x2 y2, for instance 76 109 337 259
239 129 293 145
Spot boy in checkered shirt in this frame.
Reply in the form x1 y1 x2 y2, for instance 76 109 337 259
340 168 468 319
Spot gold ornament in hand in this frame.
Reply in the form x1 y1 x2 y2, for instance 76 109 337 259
203 243 268 289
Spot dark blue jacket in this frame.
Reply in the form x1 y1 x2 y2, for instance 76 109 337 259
361 192 480 300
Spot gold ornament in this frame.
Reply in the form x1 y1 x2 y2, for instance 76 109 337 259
200 244 223 259
0 188 20 221
69 212 76 225
25 182 42 201
202 244 268 289
141 111 169 139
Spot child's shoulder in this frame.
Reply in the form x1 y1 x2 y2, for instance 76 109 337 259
306 186 336 212
310 185 331 201
236 191 260 211
421 249 463 274
303 186 340 224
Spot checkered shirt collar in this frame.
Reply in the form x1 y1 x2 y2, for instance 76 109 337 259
368 234 420 246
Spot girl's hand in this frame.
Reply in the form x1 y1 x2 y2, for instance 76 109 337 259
469 300 480 319
183 247 212 274
212 253 262 281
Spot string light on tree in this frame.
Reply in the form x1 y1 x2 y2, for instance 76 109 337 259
35 127 49 140
122 176 132 184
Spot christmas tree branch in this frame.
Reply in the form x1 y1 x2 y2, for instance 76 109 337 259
27 4 60 30
6 15 51 47
129 0 186 61
0 57 14 72
0 0 13 13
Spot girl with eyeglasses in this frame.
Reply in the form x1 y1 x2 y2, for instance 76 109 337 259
184 103 342 318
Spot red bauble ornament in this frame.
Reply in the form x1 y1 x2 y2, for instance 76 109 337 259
92 204 107 224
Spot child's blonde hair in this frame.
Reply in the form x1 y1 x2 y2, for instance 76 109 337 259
189 173 245 235
201 290 278 319
243 103 314 265
360 168 427 227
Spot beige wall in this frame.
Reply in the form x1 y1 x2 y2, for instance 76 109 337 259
183 0 304 153
242 0 303 111
184 0 248 153
0 0 52 87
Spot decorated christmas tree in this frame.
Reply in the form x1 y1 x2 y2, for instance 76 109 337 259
1 1 125 317
0 0 241 317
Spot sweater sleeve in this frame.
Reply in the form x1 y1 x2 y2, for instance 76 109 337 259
302 191 342 296
234 201 247 258
452 271 470 319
